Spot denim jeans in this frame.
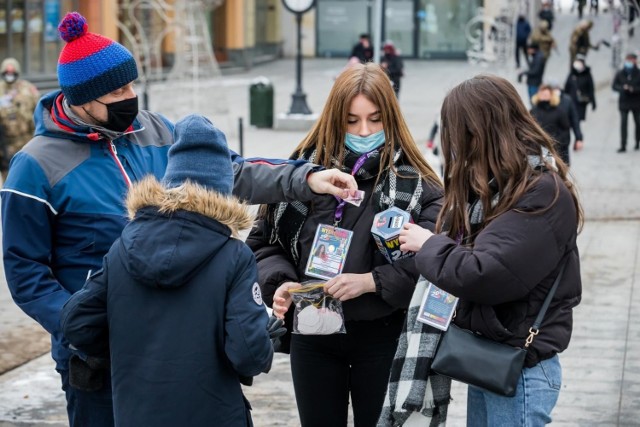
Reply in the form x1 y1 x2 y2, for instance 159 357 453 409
466 354 561 427
58 369 115 427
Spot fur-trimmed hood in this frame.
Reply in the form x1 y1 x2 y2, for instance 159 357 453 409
531 91 560 107
126 176 253 238
119 176 255 289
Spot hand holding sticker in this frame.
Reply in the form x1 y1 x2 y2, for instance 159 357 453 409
343 190 365 207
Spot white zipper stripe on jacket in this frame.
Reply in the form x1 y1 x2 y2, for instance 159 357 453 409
108 141 132 187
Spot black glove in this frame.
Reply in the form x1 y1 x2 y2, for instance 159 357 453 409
68 354 109 392
239 375 254 386
267 315 287 342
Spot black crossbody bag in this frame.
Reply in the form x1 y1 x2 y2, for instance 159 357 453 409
431 260 568 397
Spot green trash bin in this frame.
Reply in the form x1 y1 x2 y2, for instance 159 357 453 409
249 77 274 128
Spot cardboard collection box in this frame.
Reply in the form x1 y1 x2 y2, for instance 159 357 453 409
371 206 414 264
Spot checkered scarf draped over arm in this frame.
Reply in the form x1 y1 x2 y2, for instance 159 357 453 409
378 278 451 427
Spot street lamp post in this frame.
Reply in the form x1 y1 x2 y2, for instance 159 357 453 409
282 0 316 115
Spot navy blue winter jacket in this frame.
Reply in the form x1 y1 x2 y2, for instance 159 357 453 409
61 178 272 427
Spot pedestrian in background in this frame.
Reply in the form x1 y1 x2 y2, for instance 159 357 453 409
515 14 532 68
549 79 584 152
612 53 640 152
399 74 582 427
569 20 600 65
61 115 277 427
530 20 556 60
539 0 555 30
1 12 357 427
350 33 374 63
518 43 547 101
380 41 404 97
564 55 596 125
248 63 446 427
576 0 587 19
0 57 39 177
531 84 572 165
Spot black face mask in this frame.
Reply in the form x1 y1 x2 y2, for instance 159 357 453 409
538 100 551 109
94 96 139 133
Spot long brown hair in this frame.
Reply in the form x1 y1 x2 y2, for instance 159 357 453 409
293 63 441 186
438 74 583 239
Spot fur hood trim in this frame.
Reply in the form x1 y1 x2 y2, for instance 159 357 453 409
126 176 254 238
531 91 560 107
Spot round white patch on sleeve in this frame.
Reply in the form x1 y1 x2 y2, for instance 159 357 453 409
252 282 263 306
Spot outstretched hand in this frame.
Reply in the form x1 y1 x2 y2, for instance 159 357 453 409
272 282 301 319
399 223 434 253
307 169 359 199
324 273 375 302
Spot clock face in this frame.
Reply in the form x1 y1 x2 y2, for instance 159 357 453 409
282 0 315 14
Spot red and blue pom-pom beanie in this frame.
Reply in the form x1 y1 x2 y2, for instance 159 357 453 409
57 12 138 106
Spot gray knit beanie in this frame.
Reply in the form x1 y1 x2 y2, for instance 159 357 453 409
162 114 233 195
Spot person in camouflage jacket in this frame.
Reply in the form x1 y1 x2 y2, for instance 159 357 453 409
0 58 39 175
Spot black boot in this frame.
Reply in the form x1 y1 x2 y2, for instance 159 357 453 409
617 146 627 153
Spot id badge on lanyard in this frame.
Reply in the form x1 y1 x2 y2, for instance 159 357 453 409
416 231 462 330
304 224 354 280
303 151 372 280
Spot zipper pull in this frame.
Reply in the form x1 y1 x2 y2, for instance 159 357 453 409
110 141 118 156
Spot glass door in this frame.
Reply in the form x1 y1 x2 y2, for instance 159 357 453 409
316 0 370 57
384 0 414 57
417 0 480 59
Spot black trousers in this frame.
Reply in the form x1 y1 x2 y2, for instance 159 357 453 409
515 41 529 68
289 310 405 427
620 108 640 149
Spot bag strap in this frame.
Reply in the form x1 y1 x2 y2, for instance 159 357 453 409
525 256 569 348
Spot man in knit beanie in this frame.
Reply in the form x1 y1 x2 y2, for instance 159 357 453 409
62 115 285 426
1 12 357 427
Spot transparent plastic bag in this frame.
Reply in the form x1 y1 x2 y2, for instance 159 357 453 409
289 280 346 335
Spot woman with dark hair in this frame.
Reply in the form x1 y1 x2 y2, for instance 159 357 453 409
399 75 583 426
247 63 445 426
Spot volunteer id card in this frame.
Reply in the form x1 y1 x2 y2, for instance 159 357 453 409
304 224 353 280
417 283 459 331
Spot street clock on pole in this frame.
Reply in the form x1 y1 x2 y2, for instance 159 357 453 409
282 0 315 15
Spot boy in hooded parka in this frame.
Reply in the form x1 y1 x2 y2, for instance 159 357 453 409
61 114 272 427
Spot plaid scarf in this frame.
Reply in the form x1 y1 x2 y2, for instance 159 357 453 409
378 277 451 426
265 147 423 264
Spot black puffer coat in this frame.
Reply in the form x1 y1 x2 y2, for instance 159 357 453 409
531 94 571 165
248 176 443 321
415 172 581 368
565 67 596 120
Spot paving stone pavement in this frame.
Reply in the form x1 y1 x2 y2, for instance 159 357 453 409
0 10 638 427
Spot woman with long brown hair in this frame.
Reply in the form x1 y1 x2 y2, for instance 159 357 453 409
400 74 583 425
247 63 444 426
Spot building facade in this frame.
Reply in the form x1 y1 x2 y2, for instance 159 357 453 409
2 0 501 85
316 0 483 59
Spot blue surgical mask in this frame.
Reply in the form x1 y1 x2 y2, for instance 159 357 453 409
624 61 635 70
344 130 386 154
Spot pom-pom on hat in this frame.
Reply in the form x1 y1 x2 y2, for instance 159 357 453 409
162 115 234 195
57 12 138 106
